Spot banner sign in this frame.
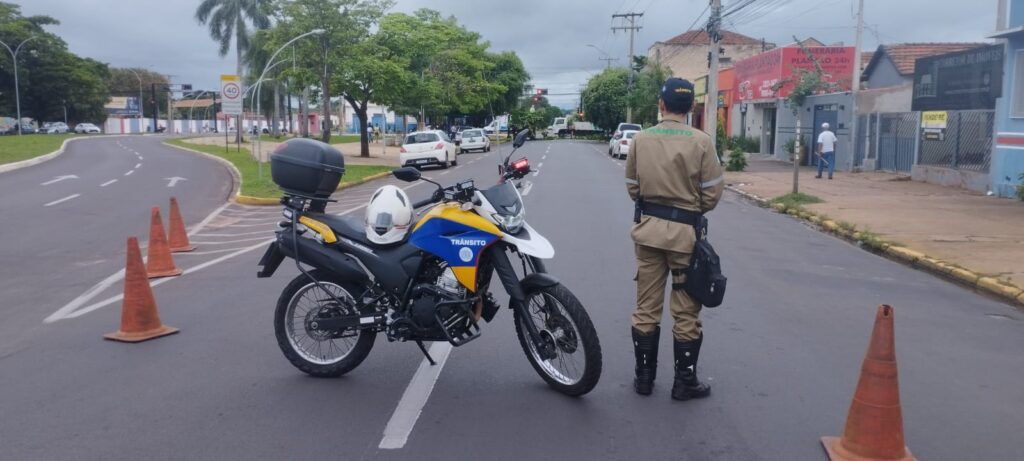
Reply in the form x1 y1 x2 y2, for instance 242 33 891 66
104 96 141 116
220 74 243 115
912 44 1003 111
921 111 949 141
734 46 855 102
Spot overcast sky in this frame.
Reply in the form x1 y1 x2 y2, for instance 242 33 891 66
22 0 998 109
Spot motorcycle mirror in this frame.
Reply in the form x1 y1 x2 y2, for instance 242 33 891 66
392 167 421 182
513 129 530 148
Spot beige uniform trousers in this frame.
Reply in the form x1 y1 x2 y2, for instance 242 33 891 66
632 243 702 341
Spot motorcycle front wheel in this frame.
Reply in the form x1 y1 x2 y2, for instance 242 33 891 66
513 283 602 396
274 270 376 377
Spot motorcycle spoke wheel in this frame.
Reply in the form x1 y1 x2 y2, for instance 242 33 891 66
514 284 602 396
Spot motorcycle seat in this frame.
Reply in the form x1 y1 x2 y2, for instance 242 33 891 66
306 213 406 248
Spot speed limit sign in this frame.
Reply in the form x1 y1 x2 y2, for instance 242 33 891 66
220 74 242 115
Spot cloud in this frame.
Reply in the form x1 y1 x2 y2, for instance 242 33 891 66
20 0 997 110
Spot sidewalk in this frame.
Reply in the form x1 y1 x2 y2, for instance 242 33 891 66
726 155 1024 299
186 136 401 167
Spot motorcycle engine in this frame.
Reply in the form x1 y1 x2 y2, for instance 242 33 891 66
408 265 468 330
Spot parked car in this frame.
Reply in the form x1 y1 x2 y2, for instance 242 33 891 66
399 130 457 169
613 122 642 139
74 123 101 134
459 128 490 152
609 130 638 159
44 122 69 134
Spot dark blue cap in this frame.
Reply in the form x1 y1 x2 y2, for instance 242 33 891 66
660 78 695 109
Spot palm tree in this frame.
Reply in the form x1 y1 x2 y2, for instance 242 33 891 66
195 0 271 139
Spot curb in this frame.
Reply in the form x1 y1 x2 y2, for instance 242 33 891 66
0 135 139 174
726 184 1024 308
163 140 391 207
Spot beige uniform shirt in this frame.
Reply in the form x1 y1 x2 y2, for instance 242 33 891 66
625 118 724 254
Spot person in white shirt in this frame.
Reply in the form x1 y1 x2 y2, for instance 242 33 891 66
816 122 838 179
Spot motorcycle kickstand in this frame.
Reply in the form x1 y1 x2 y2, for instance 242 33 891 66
415 340 437 366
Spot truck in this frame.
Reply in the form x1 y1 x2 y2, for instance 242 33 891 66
547 117 601 138
482 115 509 134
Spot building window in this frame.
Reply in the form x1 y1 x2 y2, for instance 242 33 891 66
1013 50 1024 117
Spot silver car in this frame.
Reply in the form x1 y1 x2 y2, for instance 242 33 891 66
459 129 490 152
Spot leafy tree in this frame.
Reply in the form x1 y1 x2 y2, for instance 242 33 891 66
627 63 668 127
106 67 170 118
487 51 529 116
195 0 271 139
0 2 109 124
581 67 628 131
269 0 390 143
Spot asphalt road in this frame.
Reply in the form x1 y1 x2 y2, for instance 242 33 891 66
2 139 1023 460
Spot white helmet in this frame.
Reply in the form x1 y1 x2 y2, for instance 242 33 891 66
365 185 413 245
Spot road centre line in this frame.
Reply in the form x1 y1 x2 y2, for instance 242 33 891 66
193 230 270 238
124 170 134 176
379 342 454 449
100 179 118 187
135 163 142 169
44 194 81 207
221 221 277 228
178 247 253 256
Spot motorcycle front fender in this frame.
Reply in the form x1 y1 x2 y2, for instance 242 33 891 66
501 222 554 259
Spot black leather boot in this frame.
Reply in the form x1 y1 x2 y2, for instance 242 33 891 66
672 334 711 401
632 326 659 395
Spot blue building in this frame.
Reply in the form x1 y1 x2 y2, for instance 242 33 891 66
990 0 1024 197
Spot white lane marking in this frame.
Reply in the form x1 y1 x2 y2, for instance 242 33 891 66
191 236 273 245
164 176 187 187
44 194 81 207
532 171 539 177
537 162 543 168
439 171 449 176
193 230 270 238
177 247 253 256
100 179 118 187
134 163 142 169
542 155 547 160
137 155 143 160
124 170 134 176
220 221 276 228
60 239 274 320
379 342 454 449
46 202 232 323
41 175 78 186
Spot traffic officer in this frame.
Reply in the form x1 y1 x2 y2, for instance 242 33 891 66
625 77 723 400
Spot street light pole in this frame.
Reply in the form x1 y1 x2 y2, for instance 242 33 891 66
0 36 36 135
127 68 145 128
254 29 325 178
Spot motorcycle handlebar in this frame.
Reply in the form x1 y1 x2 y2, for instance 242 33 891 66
413 197 436 209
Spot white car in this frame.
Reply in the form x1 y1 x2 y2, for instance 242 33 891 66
609 130 639 159
44 122 69 134
400 130 457 169
74 123 101 134
459 128 490 152
613 122 642 139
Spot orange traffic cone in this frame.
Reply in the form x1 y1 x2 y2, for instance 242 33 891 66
146 207 183 278
821 305 916 461
104 237 179 342
168 197 195 253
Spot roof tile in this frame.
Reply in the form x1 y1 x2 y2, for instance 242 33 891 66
880 43 989 75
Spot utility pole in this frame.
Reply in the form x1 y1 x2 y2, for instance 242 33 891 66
705 0 723 152
612 12 643 123
850 0 864 171
599 56 618 69
151 83 158 133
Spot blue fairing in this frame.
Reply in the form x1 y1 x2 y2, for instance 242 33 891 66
409 218 499 269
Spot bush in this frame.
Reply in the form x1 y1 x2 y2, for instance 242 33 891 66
728 135 759 153
1017 173 1024 201
726 150 747 171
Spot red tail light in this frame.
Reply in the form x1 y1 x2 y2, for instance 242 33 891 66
435 143 445 149
512 158 530 172
620 140 628 145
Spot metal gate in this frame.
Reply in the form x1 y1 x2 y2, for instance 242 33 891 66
918 110 993 173
877 112 917 173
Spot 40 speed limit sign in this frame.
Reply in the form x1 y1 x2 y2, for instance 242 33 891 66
220 74 243 115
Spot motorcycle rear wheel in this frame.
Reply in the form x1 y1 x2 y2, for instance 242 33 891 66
514 283 602 396
274 270 376 377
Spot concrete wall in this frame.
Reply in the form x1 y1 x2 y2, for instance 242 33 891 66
649 42 766 82
857 85 913 113
865 56 910 89
911 165 991 193
771 93 856 170
992 33 1024 198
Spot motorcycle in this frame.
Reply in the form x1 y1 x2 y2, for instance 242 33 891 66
257 130 602 396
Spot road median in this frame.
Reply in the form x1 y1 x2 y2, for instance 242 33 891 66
164 138 391 206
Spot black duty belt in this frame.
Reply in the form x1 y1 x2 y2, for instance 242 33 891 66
638 201 703 226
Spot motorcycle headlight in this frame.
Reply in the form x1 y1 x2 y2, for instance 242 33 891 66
492 211 524 233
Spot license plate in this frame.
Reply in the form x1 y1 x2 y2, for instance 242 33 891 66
415 159 429 164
